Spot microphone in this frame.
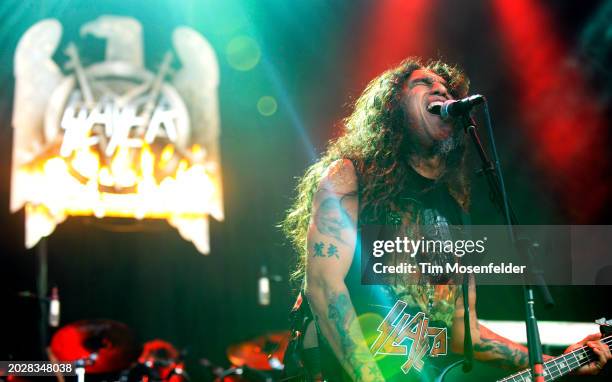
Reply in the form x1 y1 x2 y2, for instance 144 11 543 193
427 94 484 120
49 286 60 327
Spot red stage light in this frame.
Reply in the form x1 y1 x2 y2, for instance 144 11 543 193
492 0 608 221
353 0 437 88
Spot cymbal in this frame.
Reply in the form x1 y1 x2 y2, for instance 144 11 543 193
227 331 290 371
138 339 184 380
50 319 141 373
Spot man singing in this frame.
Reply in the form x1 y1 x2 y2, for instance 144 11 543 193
283 58 611 381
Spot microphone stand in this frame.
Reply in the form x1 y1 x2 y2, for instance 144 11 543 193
457 102 554 382
36 238 49 358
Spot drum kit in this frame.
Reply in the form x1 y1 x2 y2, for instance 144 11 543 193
46 320 290 382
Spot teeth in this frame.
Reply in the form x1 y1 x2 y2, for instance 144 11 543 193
428 101 444 108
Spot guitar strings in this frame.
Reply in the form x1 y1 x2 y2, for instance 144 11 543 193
499 336 611 381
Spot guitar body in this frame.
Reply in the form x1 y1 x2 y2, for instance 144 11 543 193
434 359 510 382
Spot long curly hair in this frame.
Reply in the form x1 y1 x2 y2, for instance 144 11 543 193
283 57 471 284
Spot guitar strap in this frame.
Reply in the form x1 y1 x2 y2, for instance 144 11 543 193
282 283 324 382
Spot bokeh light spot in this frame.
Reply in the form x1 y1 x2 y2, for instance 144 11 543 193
226 36 261 71
257 96 277 116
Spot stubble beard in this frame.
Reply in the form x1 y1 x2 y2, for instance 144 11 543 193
412 128 461 160
433 133 460 156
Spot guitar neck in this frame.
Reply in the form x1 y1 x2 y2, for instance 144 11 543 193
498 336 611 382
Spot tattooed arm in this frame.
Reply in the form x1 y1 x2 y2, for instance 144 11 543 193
305 159 385 382
451 283 611 374
451 278 551 370
473 324 550 370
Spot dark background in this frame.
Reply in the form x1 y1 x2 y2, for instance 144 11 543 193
1 0 611 380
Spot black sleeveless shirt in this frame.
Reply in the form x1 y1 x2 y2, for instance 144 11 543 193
317 165 469 381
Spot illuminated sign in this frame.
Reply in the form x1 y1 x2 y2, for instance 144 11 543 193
11 16 223 254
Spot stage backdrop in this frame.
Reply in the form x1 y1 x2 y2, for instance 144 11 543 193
1 1 611 380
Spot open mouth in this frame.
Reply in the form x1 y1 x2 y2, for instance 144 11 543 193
426 100 445 115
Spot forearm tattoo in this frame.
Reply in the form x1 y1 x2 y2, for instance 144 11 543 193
474 337 529 370
324 291 383 381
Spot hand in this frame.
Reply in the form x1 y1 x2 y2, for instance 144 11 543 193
563 333 611 375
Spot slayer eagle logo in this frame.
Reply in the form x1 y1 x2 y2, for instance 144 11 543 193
11 15 223 254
